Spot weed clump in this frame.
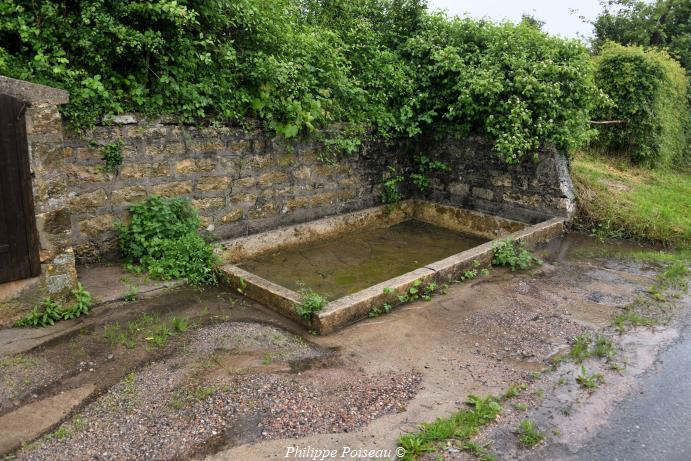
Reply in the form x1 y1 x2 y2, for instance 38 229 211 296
515 419 545 447
491 239 542 271
117 196 219 286
398 395 502 460
576 365 605 390
15 283 92 327
295 284 328 319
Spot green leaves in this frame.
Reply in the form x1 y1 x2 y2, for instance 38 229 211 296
15 283 92 327
592 42 688 166
117 196 218 285
491 239 542 271
295 284 328 319
1 0 600 162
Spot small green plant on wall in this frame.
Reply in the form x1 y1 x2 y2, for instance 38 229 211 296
491 239 542 271
381 155 450 204
381 166 404 204
100 140 124 173
295 283 328 319
409 155 449 192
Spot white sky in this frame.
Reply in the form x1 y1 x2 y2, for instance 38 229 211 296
426 0 604 40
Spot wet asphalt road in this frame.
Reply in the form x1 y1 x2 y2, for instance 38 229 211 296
569 320 691 461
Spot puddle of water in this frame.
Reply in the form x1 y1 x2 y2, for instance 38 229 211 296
237 220 487 299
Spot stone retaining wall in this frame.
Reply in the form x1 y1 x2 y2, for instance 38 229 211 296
64 119 575 263
419 135 575 224
64 119 395 262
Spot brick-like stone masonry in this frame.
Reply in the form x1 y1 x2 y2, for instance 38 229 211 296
418 135 575 224
65 119 575 263
64 119 396 262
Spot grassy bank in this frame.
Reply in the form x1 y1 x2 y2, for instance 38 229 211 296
572 152 690 248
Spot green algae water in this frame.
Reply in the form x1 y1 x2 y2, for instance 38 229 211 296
238 220 488 300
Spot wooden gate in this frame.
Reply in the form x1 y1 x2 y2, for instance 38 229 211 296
0 94 40 283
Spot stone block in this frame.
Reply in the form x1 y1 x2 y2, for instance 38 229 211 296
40 209 71 234
230 193 257 205
79 214 115 237
196 176 231 193
76 146 102 162
141 125 167 140
491 175 512 187
146 143 186 157
248 203 276 219
33 177 67 204
449 183 470 197
111 185 148 205
293 167 311 181
472 187 494 201
246 155 273 170
258 171 289 186
120 162 169 179
69 189 108 212
189 140 224 154
26 105 62 134
227 140 251 153
503 192 542 208
175 159 216 174
65 164 109 183
32 143 65 169
151 181 192 197
310 192 335 206
235 177 256 189
220 209 243 224
192 197 225 210
285 196 308 210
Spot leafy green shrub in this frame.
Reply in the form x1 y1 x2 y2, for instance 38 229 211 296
0 1 598 165
381 166 404 203
16 283 92 327
116 195 218 285
592 42 689 166
295 285 328 319
491 239 542 271
401 16 599 163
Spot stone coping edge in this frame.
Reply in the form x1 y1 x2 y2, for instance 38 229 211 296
219 208 566 334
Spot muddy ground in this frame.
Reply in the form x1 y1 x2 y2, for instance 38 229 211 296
0 233 687 460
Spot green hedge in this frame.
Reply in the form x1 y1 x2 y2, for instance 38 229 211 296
592 42 689 166
0 0 598 164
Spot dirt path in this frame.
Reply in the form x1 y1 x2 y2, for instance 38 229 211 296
0 233 682 460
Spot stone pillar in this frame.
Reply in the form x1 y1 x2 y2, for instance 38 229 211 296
0 76 76 324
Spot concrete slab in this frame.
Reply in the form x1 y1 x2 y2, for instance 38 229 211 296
77 263 183 305
0 384 95 454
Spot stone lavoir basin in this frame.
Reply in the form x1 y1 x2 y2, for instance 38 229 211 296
219 200 566 334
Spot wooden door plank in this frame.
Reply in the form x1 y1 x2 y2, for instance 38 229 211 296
12 98 41 276
0 94 41 283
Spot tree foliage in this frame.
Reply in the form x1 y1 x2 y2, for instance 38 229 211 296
592 42 688 165
0 0 599 163
592 0 691 71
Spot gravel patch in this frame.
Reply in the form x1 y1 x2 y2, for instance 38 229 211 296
458 278 588 362
16 322 422 461
0 354 61 414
